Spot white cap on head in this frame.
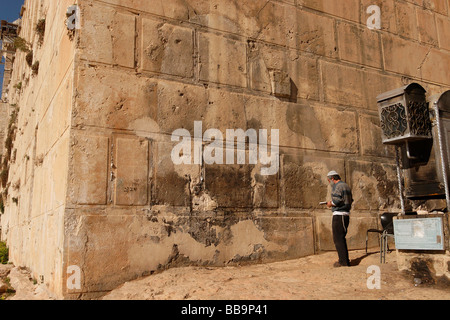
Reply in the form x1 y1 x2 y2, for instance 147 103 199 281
327 170 339 177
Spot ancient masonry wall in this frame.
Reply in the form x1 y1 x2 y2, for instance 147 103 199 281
1 0 76 296
1 0 450 298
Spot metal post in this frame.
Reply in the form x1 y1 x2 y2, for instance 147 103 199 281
434 102 450 212
396 146 406 215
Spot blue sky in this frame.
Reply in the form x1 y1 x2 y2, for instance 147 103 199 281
0 0 25 98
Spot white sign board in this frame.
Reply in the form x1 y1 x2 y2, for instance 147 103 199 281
393 217 445 250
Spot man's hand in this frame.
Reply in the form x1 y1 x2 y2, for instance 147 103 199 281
327 201 333 208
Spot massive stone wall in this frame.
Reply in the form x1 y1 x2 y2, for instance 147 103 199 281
0 0 76 296
1 0 450 299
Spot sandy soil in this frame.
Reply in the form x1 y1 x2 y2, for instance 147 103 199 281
102 249 450 300
1 249 449 300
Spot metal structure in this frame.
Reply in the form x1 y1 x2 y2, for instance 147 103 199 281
430 91 450 210
378 83 432 145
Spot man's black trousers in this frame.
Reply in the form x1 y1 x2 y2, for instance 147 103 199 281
332 215 350 266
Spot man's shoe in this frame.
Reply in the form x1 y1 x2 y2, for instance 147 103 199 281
333 261 349 268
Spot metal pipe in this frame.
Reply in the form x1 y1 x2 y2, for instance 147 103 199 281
433 101 450 212
396 146 406 215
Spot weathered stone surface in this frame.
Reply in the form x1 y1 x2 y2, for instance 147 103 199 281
249 44 319 100
321 61 365 108
360 0 397 33
69 133 109 205
436 14 450 51
204 164 253 209
140 18 194 78
298 0 360 22
114 136 149 206
417 9 438 45
80 3 136 68
282 154 345 209
2 0 450 300
74 67 158 130
152 141 195 208
316 213 379 251
382 34 429 78
337 21 382 69
395 1 419 40
198 32 247 88
347 161 401 212
359 114 395 157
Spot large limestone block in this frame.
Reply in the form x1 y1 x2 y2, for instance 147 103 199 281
114 136 149 206
316 214 379 251
282 154 345 209
360 0 397 33
244 97 358 153
198 32 247 88
346 160 401 212
337 21 382 69
69 133 109 205
321 61 365 109
298 0 360 22
362 70 403 111
74 67 158 130
249 43 319 100
416 8 438 46
359 114 395 158
204 164 253 209
295 9 337 58
140 18 194 78
395 1 419 40
153 141 197 207
421 49 450 86
436 14 450 51
80 3 136 68
96 0 191 20
254 216 315 259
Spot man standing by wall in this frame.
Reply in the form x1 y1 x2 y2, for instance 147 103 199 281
326 171 353 267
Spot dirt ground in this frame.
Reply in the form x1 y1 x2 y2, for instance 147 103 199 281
1 249 449 300
102 249 450 300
